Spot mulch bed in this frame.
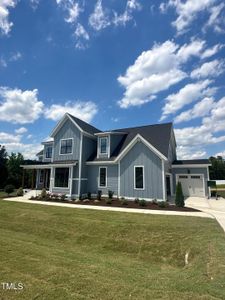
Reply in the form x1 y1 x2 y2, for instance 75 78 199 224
29 197 199 212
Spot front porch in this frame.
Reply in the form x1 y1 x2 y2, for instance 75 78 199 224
21 161 78 197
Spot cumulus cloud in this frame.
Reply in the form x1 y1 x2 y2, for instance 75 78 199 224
0 131 21 143
56 0 81 24
117 39 220 109
159 0 219 34
174 96 225 158
0 0 17 35
204 2 225 33
88 0 110 31
161 79 214 120
15 127 28 134
0 87 44 124
176 145 207 160
191 59 225 79
74 23 89 49
44 101 98 123
174 97 215 124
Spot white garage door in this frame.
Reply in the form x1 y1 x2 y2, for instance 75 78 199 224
177 175 205 197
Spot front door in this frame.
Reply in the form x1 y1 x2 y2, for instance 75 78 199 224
166 175 171 196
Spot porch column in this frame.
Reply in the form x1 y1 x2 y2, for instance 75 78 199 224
49 167 54 192
31 169 35 189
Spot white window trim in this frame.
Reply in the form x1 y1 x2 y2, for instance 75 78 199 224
53 167 70 189
98 136 110 158
45 145 53 159
59 138 73 155
98 166 107 188
134 165 145 190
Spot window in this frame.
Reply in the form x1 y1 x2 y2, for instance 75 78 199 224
99 137 108 155
179 175 188 179
54 168 69 188
99 167 107 187
39 170 44 183
60 139 73 154
191 175 201 179
134 166 144 189
45 146 52 158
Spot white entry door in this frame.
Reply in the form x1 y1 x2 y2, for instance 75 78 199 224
177 175 205 197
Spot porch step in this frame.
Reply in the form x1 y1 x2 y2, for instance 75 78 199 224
23 189 42 199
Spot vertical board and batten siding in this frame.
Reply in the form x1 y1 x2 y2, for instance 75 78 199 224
53 119 81 161
110 134 125 156
87 165 118 196
120 141 163 200
172 167 209 196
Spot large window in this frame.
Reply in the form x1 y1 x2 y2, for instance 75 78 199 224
54 168 69 188
45 146 52 159
99 167 107 187
99 137 108 155
60 139 73 154
134 166 144 190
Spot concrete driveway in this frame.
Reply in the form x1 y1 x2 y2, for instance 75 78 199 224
185 197 225 232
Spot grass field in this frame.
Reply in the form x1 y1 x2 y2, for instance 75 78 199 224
0 200 225 299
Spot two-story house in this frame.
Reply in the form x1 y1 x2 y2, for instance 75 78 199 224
22 113 211 200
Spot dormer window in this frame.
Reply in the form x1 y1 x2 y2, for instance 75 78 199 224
60 138 73 155
45 146 52 159
99 137 108 155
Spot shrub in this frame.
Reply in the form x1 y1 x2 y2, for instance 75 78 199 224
4 184 15 196
87 192 91 200
106 198 112 204
175 182 185 207
97 190 102 201
16 187 24 197
152 199 158 205
41 188 47 199
60 194 66 201
134 198 139 204
120 198 128 205
158 201 169 208
139 199 147 207
108 190 114 199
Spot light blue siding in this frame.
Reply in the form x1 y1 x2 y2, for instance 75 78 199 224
53 119 81 161
120 141 163 200
87 165 118 196
110 134 124 156
172 167 209 196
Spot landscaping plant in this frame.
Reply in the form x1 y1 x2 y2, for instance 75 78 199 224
4 184 15 196
139 199 147 207
175 182 185 207
108 190 114 199
97 190 102 201
16 187 24 197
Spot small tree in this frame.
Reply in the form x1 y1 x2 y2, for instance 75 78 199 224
4 184 15 196
16 187 24 196
175 182 184 207
108 190 114 199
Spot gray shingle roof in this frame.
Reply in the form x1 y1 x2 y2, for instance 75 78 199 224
172 159 210 165
68 114 101 135
88 122 173 161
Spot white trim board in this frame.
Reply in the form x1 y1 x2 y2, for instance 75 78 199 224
172 164 211 168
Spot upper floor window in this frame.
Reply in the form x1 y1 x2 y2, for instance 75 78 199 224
45 146 52 159
60 139 73 155
99 137 108 155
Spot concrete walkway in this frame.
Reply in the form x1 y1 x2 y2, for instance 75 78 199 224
3 197 213 218
185 197 225 232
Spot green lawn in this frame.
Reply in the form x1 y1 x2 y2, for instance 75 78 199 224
0 190 17 198
0 201 225 300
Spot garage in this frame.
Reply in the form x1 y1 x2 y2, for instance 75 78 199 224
177 174 205 197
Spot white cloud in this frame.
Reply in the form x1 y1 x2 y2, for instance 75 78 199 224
0 57 7 67
113 0 141 27
205 2 225 33
15 127 28 134
44 101 98 123
30 0 40 10
117 39 218 109
74 23 89 49
0 0 17 35
215 150 225 158
161 79 214 120
176 145 207 160
89 0 110 31
201 44 224 59
0 87 44 124
0 132 21 143
56 0 81 23
191 59 225 79
9 51 22 62
3 141 42 159
174 97 215 123
160 0 216 34
174 96 225 158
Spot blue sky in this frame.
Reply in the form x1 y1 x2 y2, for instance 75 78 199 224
0 0 225 159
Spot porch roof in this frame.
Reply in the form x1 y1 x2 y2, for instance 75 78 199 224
21 160 78 169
